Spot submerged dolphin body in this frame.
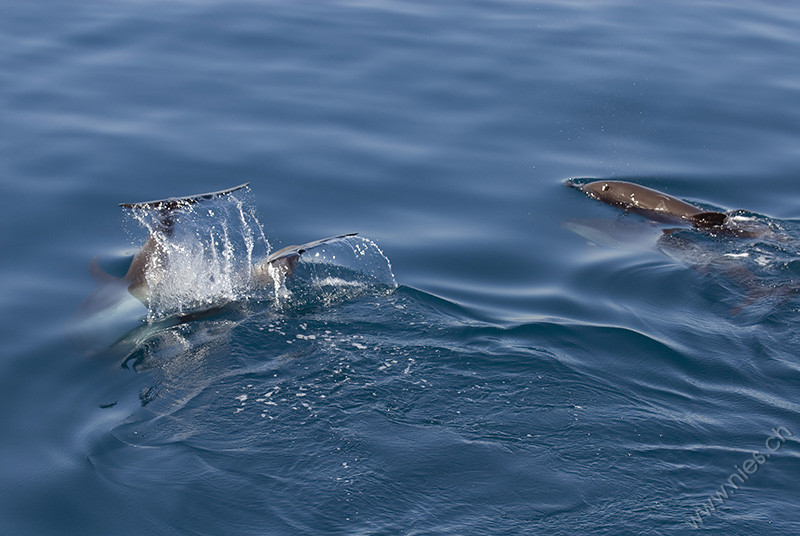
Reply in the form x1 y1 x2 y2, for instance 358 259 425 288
569 180 728 228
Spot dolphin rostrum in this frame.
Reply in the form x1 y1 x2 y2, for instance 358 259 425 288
568 179 728 228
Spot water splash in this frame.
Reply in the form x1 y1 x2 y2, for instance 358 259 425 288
280 235 397 311
126 188 269 320
124 189 395 321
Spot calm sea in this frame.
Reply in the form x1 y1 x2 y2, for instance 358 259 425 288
2 1 800 534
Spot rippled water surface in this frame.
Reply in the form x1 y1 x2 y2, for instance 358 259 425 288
3 1 800 534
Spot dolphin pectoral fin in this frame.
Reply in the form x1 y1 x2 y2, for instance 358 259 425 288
288 233 358 255
267 245 304 263
690 211 727 228
119 183 250 211
119 183 250 237
254 233 358 285
267 233 358 265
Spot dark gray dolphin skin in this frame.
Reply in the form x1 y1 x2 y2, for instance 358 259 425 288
569 179 728 228
94 184 356 305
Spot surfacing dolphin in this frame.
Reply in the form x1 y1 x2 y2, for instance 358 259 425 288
96 184 355 307
567 179 728 228
564 178 797 315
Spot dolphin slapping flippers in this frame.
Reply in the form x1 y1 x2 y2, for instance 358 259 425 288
99 185 357 305
75 185 364 353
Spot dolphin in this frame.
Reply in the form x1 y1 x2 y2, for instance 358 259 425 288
567 179 728 228
94 184 356 306
71 185 360 355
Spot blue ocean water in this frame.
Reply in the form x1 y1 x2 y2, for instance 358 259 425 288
2 1 800 534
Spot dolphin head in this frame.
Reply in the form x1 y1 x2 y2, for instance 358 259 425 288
578 180 632 208
571 179 719 225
